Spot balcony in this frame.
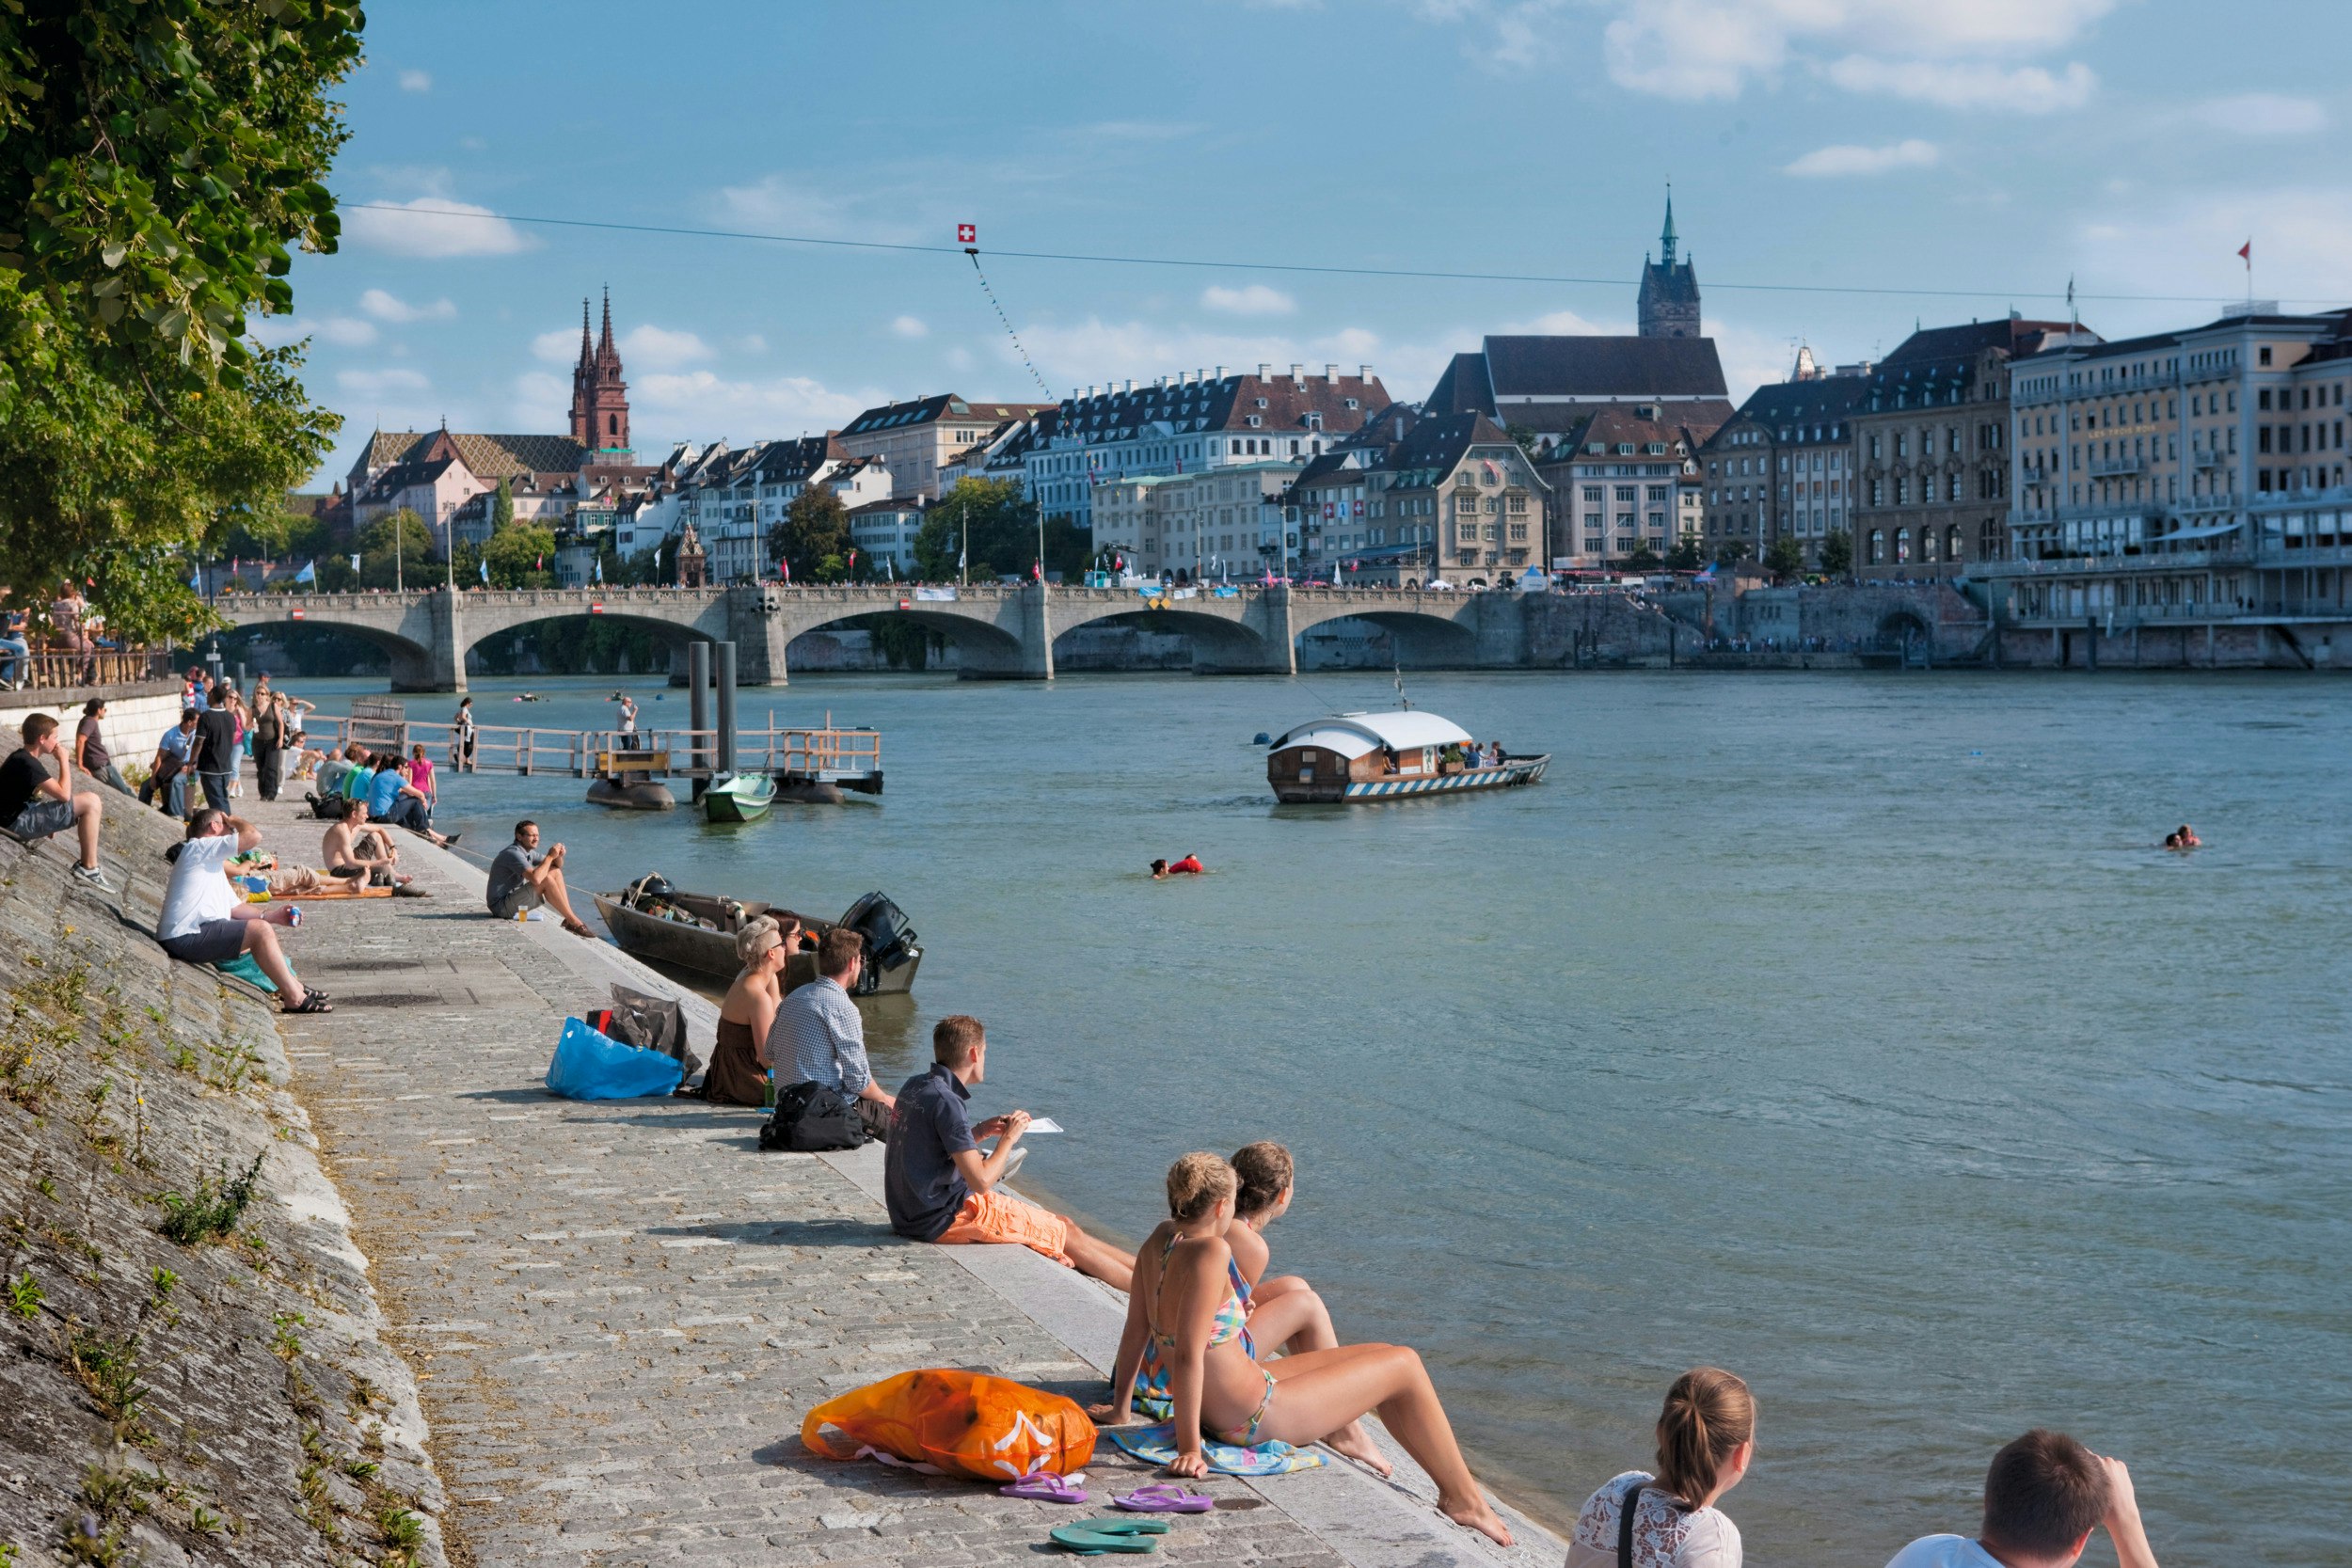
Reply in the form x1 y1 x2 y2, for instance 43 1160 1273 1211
2089 454 2147 477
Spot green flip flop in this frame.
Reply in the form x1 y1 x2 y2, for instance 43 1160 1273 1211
1049 1515 1174 1555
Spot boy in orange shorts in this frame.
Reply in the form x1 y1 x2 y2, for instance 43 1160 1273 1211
883 1014 1134 1291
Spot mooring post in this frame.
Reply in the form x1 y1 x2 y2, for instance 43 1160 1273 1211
715 641 739 782
688 641 710 800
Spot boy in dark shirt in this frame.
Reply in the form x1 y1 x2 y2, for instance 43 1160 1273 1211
0 713 112 891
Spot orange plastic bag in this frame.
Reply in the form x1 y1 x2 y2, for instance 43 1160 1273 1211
801 1369 1097 1481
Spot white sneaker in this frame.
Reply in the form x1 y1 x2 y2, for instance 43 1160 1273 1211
70 863 115 894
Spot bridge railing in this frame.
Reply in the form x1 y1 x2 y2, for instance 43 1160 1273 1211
303 714 879 781
3 646 178 690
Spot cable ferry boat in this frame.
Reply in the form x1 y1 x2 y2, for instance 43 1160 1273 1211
1265 711 1549 803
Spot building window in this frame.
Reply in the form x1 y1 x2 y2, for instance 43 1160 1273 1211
1867 529 1883 564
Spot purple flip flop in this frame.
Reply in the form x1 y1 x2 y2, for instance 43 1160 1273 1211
1001 1471 1089 1504
1112 1483 1215 1513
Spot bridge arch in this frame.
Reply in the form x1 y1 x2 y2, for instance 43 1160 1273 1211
1047 602 1282 674
1288 594 1486 668
460 609 720 682
782 606 1031 679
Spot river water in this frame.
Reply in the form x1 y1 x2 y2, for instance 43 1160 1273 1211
292 669 2349 1565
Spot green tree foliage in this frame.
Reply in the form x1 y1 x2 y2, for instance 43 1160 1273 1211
912 479 1087 582
771 486 851 581
1713 539 1755 568
0 0 360 638
1623 542 1662 572
482 518 557 589
1764 533 1806 579
1818 529 1854 577
1665 538 1705 571
491 480 513 531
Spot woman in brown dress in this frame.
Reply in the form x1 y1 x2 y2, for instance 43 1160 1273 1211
706 914 795 1105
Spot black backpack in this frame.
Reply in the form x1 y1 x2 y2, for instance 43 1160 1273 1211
759 1081 866 1152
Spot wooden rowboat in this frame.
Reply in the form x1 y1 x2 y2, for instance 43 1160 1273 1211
590 879 921 995
703 774 776 823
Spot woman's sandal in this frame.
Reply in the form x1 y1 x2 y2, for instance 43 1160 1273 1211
1000 1471 1089 1504
283 994 332 1014
1111 1484 1213 1513
1048 1516 1170 1555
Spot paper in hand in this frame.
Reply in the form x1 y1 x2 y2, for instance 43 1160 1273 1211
1022 1117 1064 1134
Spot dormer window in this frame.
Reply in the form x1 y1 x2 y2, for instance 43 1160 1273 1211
1614 443 1634 456
1644 442 1665 455
1343 398 1359 410
1586 442 1604 455
1254 397 1268 409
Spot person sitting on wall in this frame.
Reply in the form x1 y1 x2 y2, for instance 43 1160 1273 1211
485 819 592 937
322 797 410 887
884 1014 1135 1290
365 753 457 847
157 809 328 1014
0 713 113 891
769 928 895 1141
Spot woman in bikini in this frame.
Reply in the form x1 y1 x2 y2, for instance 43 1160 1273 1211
1100 1153 1511 1547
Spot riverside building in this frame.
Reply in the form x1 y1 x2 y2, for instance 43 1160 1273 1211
1979 302 2352 659
1851 316 2077 581
834 394 1053 501
1700 352 1869 566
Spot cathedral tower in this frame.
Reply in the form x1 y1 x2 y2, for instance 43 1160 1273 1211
569 288 633 457
1637 192 1702 340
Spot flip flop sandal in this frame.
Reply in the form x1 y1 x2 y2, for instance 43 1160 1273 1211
1000 1471 1089 1504
1049 1516 1171 1555
1112 1484 1214 1513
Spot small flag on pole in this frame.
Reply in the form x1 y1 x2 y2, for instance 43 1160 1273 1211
349 554 361 572
2238 239 2252 264
594 556 604 583
957 223 977 245
478 558 489 583
294 560 315 584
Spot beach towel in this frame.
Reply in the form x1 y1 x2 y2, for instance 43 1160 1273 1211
214 951 280 994
1106 1421 1324 1476
803 1369 1096 1481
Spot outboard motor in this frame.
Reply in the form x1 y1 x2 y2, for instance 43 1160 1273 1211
837 892 918 993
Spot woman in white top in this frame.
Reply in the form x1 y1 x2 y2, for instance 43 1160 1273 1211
1565 1367 1754 1568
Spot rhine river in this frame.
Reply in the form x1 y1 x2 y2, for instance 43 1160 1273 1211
293 668 2348 1565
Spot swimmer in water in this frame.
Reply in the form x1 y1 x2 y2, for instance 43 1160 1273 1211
2174 823 2201 849
1152 852 1204 878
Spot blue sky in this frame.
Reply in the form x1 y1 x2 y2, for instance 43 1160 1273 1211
270 0 2351 486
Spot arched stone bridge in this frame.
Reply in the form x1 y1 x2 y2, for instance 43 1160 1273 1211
211 582 1542 691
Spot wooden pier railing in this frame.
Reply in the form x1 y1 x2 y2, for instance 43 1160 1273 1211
304 713 881 782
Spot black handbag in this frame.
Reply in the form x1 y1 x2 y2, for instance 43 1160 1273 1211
760 1081 866 1152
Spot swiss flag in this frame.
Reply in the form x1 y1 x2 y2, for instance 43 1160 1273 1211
957 223 977 245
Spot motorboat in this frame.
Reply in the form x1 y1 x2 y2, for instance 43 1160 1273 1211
1265 710 1548 803
702 774 776 823
591 876 921 994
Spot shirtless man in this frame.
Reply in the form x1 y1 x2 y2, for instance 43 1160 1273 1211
321 797 410 886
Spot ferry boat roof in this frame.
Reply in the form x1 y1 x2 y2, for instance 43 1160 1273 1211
1268 710 1474 759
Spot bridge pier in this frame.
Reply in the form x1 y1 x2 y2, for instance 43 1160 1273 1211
389 594 466 693
730 586 791 686
1195 587 1295 675
956 582 1056 680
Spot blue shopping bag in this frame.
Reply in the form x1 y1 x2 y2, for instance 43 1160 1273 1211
545 1015 682 1100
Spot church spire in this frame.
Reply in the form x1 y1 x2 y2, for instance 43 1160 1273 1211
1660 185 1677 267
597 285 614 357
578 297 592 367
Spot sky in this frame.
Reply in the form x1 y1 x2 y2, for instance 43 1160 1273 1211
269 0 2352 487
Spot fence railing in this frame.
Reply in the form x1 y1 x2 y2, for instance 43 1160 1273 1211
0 646 178 691
306 715 881 782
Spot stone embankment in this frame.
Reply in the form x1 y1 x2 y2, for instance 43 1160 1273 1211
0 802 449 1566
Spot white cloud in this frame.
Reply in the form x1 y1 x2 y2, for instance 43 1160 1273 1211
1406 0 1570 73
713 175 921 243
509 371 568 431
2194 93 2328 136
245 314 376 348
618 325 713 371
1085 120 1203 140
358 287 457 323
1822 56 2095 113
945 346 975 372
736 333 769 354
1783 138 1941 178
336 367 430 395
2074 184 2352 314
342 198 534 258
1598 0 2111 105
628 370 883 438
890 315 930 339
397 70 431 93
1201 284 1297 317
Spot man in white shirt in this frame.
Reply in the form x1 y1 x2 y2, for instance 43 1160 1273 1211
157 809 330 1014
1884 1429 2159 1568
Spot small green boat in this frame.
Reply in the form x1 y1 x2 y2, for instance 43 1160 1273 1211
702 774 776 823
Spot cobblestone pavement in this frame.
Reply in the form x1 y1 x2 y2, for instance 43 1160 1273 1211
250 797 1555 1568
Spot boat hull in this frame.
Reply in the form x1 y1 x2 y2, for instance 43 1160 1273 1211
1271 754 1549 804
703 780 775 822
587 778 676 811
591 890 921 997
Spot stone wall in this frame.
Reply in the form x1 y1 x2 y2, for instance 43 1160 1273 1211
0 686 186 775
0 809 449 1566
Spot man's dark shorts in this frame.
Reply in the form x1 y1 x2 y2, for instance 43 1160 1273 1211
489 884 544 921
5 799 72 841
159 918 246 965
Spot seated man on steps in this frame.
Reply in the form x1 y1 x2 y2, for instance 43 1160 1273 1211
321 797 410 886
365 754 456 847
770 928 895 1141
0 713 114 891
1884 1429 2160 1568
884 1014 1135 1290
485 819 592 937
158 809 329 1014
